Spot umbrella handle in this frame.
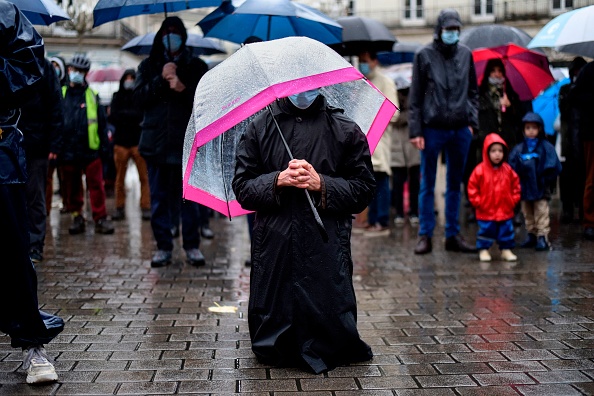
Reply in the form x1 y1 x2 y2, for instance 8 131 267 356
266 105 329 243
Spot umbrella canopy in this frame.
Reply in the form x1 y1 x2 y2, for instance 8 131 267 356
382 63 413 90
528 5 594 58
122 32 226 56
86 66 127 83
331 16 396 56
473 43 554 101
377 42 421 66
460 24 532 50
532 77 570 136
182 37 397 218
10 0 70 25
92 0 221 28
197 0 342 44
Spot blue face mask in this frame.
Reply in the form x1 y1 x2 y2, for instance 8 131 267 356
358 62 371 76
288 89 319 109
163 33 183 53
123 80 135 90
441 30 459 45
69 71 84 85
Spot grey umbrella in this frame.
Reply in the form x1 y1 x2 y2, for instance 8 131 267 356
460 24 532 50
331 16 396 56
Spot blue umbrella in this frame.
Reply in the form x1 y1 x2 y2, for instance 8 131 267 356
92 0 222 28
122 32 226 56
377 42 421 65
197 0 342 45
10 0 70 25
532 77 570 136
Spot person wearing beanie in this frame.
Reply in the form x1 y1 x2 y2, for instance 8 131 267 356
509 112 562 251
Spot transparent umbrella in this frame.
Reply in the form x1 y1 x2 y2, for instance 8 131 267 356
182 37 397 222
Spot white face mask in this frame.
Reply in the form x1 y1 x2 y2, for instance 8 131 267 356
488 76 505 86
69 71 84 85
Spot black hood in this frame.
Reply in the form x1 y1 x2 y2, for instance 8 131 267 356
433 9 462 41
150 16 188 59
118 68 136 90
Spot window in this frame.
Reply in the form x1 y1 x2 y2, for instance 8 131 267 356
474 0 494 16
552 0 573 10
404 0 424 20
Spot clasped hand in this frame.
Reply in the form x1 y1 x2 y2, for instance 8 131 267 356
277 159 321 191
161 62 185 92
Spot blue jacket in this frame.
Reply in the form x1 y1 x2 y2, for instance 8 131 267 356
509 138 561 201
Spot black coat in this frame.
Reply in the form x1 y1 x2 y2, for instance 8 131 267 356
18 58 64 159
109 71 142 148
569 62 594 142
232 97 375 374
477 82 522 148
134 26 208 165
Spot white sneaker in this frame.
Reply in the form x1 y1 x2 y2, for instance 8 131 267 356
501 249 517 262
479 249 491 262
22 346 58 384
394 216 405 226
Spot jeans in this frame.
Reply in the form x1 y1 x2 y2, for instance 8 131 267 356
148 163 201 251
26 157 48 252
61 158 108 221
368 172 390 227
419 127 472 238
476 219 515 250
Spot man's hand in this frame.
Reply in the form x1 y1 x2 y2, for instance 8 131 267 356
468 126 474 135
410 137 425 150
166 75 186 92
500 93 511 108
48 152 57 160
277 159 322 191
162 62 177 80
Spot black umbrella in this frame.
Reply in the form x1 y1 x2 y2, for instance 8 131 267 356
331 16 396 56
459 24 532 50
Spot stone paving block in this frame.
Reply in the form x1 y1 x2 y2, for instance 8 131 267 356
487 360 547 372
573 382 594 395
455 386 519 396
514 340 569 349
117 381 178 394
379 364 439 376
450 352 507 362
299 377 359 391
552 348 594 359
88 342 139 351
384 336 436 345
56 382 118 395
417 344 472 354
528 370 591 383
268 368 322 379
358 375 417 389
399 354 455 364
335 391 392 396
433 335 485 344
71 360 128 371
542 359 594 370
472 372 536 386
237 378 298 392
395 389 457 395
95 370 155 382
515 383 582 395
0 383 60 395
110 350 162 360
55 371 98 382
183 359 237 369
128 359 183 370
433 363 493 374
325 365 382 377
467 342 520 352
501 349 560 360
415 374 476 388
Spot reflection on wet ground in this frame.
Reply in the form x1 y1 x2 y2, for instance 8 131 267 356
1 173 593 395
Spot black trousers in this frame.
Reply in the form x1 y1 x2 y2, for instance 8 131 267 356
391 166 420 217
26 156 48 252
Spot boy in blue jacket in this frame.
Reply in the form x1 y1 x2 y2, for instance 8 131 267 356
509 112 562 251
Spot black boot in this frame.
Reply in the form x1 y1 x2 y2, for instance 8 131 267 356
520 233 537 248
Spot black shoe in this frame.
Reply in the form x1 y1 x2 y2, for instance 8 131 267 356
30 249 43 263
68 214 85 235
244 259 252 267
141 209 151 221
186 248 206 267
520 233 537 248
151 250 172 267
445 234 477 253
584 227 594 241
561 212 574 224
201 227 214 239
95 217 115 234
535 236 550 251
112 208 125 221
513 212 523 226
414 236 432 255
171 226 180 238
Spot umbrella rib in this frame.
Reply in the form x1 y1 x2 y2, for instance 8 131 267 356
219 134 231 219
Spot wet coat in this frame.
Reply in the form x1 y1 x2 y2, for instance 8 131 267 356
109 69 142 148
135 17 208 165
467 133 520 221
509 131 562 201
569 61 594 142
232 97 375 374
409 9 479 138
60 84 108 163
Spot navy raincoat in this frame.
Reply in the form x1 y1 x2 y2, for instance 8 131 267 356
232 97 375 374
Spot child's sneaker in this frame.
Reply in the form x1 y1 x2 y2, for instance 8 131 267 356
22 346 58 384
479 249 491 262
501 249 517 261
394 216 405 226
408 215 419 226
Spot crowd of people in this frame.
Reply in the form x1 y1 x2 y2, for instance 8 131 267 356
3 1 594 383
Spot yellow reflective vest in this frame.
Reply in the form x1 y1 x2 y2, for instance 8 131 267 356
62 86 100 150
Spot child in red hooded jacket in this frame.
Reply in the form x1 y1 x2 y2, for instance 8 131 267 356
467 133 521 262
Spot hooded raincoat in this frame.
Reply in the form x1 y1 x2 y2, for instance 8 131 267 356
409 9 479 138
467 133 521 221
232 97 375 374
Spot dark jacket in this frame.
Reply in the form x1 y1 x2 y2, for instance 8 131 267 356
109 69 142 148
18 58 64 159
60 84 108 163
569 61 594 142
232 97 375 374
468 133 521 221
135 16 208 165
0 1 44 184
409 9 479 138
509 130 562 201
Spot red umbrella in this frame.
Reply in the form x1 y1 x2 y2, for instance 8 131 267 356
86 66 126 83
472 43 554 101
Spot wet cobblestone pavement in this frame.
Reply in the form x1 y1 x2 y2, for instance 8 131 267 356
2 186 594 395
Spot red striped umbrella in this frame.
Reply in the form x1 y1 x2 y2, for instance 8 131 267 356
472 43 554 101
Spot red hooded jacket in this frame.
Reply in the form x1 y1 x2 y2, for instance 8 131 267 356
467 133 521 221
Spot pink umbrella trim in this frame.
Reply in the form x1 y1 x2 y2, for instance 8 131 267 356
184 187 251 217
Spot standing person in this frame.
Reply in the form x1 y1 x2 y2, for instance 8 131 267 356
509 112 562 250
467 133 521 262
19 57 64 263
108 69 150 221
558 57 587 224
0 1 64 383
409 9 479 254
135 17 209 267
232 90 376 374
357 50 399 235
390 79 420 226
60 54 114 235
567 60 594 240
